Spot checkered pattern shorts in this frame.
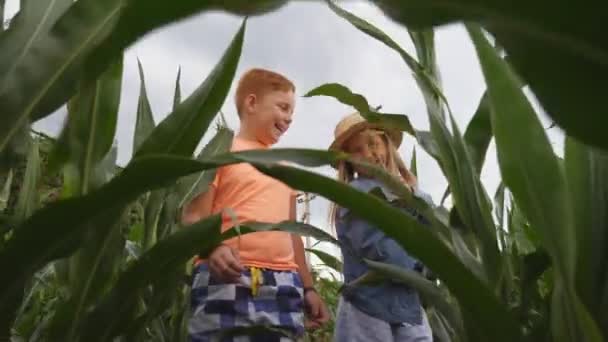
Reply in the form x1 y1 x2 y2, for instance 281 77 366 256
189 264 305 342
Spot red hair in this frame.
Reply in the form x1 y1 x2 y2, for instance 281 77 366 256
234 68 295 117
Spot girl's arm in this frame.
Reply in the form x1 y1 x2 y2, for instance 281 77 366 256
339 213 386 261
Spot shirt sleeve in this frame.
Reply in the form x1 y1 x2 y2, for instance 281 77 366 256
337 213 385 261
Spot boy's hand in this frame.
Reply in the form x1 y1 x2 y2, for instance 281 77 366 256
304 290 330 329
208 244 244 283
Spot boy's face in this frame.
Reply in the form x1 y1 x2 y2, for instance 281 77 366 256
243 89 295 145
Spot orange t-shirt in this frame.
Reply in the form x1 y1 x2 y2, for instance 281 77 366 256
210 136 298 270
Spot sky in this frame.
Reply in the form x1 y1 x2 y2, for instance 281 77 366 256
5 1 563 263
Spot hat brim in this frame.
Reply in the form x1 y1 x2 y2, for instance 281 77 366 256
328 122 403 168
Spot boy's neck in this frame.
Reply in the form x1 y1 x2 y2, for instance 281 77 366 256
236 128 257 142
236 128 270 147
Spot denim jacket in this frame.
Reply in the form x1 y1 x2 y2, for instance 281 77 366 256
336 177 433 325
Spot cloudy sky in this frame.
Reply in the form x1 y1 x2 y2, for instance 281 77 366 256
6 1 562 242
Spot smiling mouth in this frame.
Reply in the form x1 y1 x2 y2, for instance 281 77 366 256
275 123 286 134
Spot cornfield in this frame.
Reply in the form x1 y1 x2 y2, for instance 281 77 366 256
0 0 606 341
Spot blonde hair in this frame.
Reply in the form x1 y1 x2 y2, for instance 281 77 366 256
234 68 295 117
329 129 417 231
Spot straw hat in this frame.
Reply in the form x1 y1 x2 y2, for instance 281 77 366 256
329 112 403 152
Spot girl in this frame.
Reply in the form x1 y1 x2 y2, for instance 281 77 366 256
329 112 433 342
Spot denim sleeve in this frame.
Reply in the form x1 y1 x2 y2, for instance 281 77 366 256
337 213 386 261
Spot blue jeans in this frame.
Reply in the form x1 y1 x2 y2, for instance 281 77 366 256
334 297 433 342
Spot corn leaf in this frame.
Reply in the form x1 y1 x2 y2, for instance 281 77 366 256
373 0 608 151
200 151 523 341
0 0 284 153
133 59 156 155
176 126 234 209
363 259 464 338
47 144 123 341
464 91 492 175
306 248 342 273
0 149 340 310
52 57 123 193
468 24 602 340
14 138 40 225
79 218 331 341
173 67 182 110
327 0 448 114
0 169 13 211
77 214 223 341
565 137 608 335
0 0 73 90
410 146 417 177
0 0 4 32
135 20 244 158
304 83 415 136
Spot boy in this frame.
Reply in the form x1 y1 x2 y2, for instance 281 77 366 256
183 68 329 341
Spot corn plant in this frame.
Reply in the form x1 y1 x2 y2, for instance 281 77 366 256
1 0 607 341
299 2 607 341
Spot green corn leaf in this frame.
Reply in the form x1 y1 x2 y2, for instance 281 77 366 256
440 90 493 202
373 0 608 151
0 156 220 315
78 218 330 341
468 24 572 279
0 0 4 32
0 148 340 312
135 20 244 158
173 67 182 111
468 24 602 340
133 59 156 155
47 144 122 341
52 57 123 193
494 182 507 249
14 138 40 225
519 250 551 323
0 169 13 211
427 307 461 342
236 221 338 245
304 83 415 136
0 0 284 153
76 214 223 342
404 18 501 290
0 0 73 90
427 109 501 288
306 248 342 273
363 259 465 338
142 190 165 251
464 91 492 175
410 146 417 177
327 0 448 115
565 137 608 335
253 163 520 340
170 149 526 341
176 126 234 210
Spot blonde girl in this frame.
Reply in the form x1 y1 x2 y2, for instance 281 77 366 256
330 112 433 342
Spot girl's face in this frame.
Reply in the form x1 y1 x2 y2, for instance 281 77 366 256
344 130 389 177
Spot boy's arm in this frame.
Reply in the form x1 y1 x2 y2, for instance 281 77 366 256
290 193 329 327
182 186 243 282
181 186 216 225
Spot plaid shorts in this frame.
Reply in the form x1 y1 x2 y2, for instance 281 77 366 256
189 264 305 342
